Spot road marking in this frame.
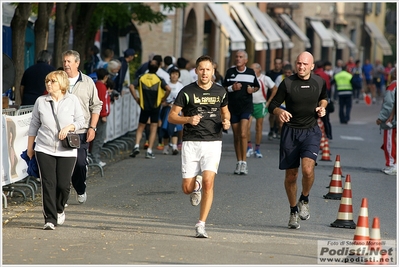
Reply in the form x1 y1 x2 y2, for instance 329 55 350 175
340 136 364 141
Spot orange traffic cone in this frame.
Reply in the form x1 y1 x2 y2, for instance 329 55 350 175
320 140 332 161
330 174 356 228
365 217 387 265
353 198 370 254
320 134 326 151
323 160 343 199
329 155 344 178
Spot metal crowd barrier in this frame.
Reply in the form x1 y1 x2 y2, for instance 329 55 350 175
2 90 140 208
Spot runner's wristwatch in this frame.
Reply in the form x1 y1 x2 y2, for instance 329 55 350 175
89 126 97 132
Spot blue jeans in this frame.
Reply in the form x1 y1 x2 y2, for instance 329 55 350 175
338 95 352 123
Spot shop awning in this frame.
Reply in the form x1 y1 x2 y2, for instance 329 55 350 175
308 19 334 47
280 13 311 48
206 3 246 51
263 12 294 49
365 21 393 56
229 3 268 51
246 5 283 50
328 29 347 49
339 34 359 55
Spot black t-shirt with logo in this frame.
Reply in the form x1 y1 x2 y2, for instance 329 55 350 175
173 82 228 141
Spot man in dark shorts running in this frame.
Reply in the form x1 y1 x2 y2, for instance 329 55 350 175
268 51 328 229
223 50 260 175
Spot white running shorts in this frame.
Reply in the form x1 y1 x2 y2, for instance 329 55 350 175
181 141 222 178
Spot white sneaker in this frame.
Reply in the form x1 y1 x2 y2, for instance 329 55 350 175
195 223 208 238
57 212 65 225
383 166 397 176
77 192 87 204
246 147 253 158
297 200 310 220
163 146 169 155
234 162 242 174
240 162 248 175
43 222 55 230
190 175 202 206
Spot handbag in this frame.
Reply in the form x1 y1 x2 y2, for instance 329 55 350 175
49 100 80 149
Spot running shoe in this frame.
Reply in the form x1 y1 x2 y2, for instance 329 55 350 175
383 166 397 176
254 150 263 158
195 223 208 238
297 200 310 220
145 152 155 159
77 192 87 204
288 212 300 229
43 222 55 230
240 162 248 175
234 162 242 175
190 175 202 206
268 134 273 141
129 147 140 158
156 143 164 150
57 212 65 225
246 147 253 158
163 146 169 155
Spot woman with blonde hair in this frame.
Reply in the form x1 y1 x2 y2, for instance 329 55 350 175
27 70 85 230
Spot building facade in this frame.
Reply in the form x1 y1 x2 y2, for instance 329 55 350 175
127 3 395 74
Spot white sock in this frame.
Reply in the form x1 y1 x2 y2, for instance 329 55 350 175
196 220 205 227
134 144 139 149
147 148 152 153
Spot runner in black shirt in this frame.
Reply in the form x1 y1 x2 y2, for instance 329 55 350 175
168 55 230 238
268 51 327 230
223 50 259 175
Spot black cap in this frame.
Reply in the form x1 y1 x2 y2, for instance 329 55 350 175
124 48 135 57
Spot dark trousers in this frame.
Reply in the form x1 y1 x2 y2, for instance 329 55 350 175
339 94 352 123
352 86 362 100
91 120 107 163
72 133 89 195
321 111 332 139
36 151 76 225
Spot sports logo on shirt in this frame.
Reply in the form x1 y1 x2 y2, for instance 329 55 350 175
193 94 221 105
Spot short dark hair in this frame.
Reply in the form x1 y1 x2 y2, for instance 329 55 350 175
153 55 163 64
148 60 159 73
164 56 173 65
195 55 213 68
96 68 109 80
355 60 361 65
283 64 293 71
177 57 188 69
168 67 180 77
324 61 332 67
315 60 324 69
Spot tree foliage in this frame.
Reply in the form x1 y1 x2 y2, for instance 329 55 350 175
10 2 186 105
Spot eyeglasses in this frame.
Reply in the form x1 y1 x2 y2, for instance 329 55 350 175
45 79 58 84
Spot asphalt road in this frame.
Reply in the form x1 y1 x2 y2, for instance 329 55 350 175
2 98 397 266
